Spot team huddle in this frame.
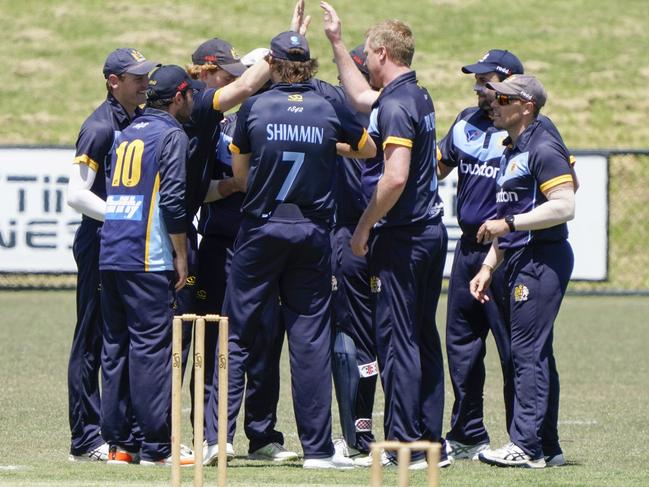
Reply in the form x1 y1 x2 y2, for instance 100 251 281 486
65 0 576 472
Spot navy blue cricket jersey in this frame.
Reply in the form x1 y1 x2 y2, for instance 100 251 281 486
496 119 573 249
371 71 440 227
439 109 571 242
73 94 140 215
100 109 187 271
230 82 369 223
308 79 370 225
183 86 224 220
197 113 245 238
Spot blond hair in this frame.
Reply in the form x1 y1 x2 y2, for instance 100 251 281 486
185 63 220 80
365 19 414 67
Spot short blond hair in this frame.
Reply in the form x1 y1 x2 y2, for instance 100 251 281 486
185 63 219 80
365 19 414 67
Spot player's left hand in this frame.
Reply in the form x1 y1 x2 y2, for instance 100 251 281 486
350 225 369 257
476 219 509 244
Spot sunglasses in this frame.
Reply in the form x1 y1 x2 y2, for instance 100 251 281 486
496 93 534 106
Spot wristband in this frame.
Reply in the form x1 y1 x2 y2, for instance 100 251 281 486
481 263 494 272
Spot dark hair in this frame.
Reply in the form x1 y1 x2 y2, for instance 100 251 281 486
146 89 191 110
270 52 318 83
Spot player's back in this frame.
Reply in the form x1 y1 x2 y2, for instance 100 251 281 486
233 83 351 223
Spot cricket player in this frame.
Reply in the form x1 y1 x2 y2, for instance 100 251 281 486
223 30 375 469
470 74 575 468
99 65 198 465
66 47 157 462
437 50 524 461
322 2 450 468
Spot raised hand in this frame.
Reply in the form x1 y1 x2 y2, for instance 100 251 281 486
320 1 342 43
290 0 312 36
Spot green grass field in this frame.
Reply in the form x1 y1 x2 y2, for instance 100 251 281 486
1 292 647 486
1 0 648 148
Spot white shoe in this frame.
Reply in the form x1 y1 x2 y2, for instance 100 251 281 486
303 452 354 469
545 453 566 467
203 442 235 466
68 442 110 462
478 442 546 468
248 442 299 462
446 439 490 460
140 448 194 467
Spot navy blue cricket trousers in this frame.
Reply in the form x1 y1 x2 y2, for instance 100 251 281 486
504 240 573 459
100 270 175 461
68 219 104 455
331 225 377 452
201 234 285 452
445 237 512 444
221 214 335 459
370 222 447 458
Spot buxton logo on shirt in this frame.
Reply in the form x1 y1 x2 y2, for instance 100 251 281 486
460 161 499 179
105 195 144 220
496 189 519 203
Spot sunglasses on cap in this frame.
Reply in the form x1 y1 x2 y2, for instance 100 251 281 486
496 93 533 106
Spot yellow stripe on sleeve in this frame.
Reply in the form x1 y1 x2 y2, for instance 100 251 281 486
144 173 160 272
74 154 99 172
357 129 369 151
436 146 442 161
569 155 576 167
540 174 574 193
212 88 223 112
229 143 241 154
383 136 413 150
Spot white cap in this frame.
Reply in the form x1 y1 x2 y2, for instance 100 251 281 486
241 48 270 67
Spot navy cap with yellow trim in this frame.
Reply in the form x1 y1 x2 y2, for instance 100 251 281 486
270 31 310 62
191 38 247 77
461 49 524 77
103 48 159 78
146 65 202 101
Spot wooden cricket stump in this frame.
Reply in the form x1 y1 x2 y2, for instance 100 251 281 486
370 441 441 487
172 314 229 487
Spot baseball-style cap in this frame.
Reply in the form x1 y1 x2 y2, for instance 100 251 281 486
269 31 310 62
486 74 547 108
349 44 369 76
103 48 159 78
191 38 247 77
461 49 524 77
146 65 202 101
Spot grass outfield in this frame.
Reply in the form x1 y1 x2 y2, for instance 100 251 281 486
1 0 649 148
0 292 647 486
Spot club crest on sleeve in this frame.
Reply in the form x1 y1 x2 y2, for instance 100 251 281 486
370 276 381 293
514 284 529 302
196 289 208 300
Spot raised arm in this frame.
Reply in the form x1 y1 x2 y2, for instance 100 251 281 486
321 1 378 113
